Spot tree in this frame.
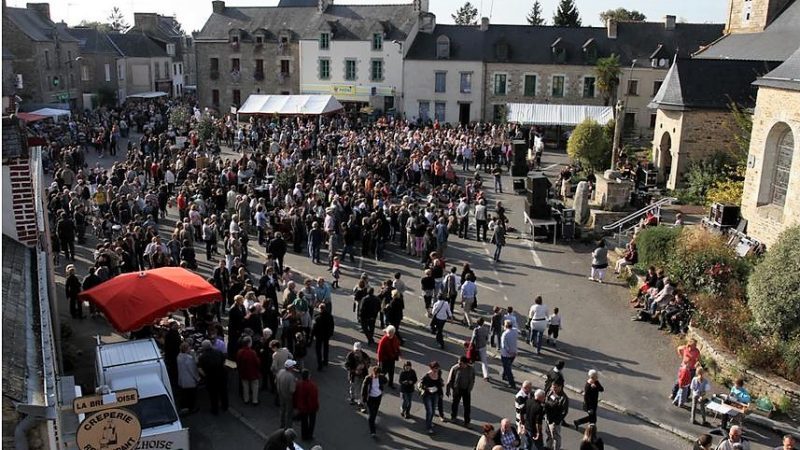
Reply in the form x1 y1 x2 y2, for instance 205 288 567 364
599 7 646 24
553 0 581 27
567 119 611 171
594 54 622 106
748 225 800 340
78 20 112 32
107 6 130 33
526 1 546 25
452 2 479 25
726 102 753 163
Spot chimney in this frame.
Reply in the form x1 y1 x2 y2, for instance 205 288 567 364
318 0 331 13
26 2 50 21
606 19 617 39
134 13 159 31
480 17 489 31
211 0 225 14
413 0 429 13
664 15 676 30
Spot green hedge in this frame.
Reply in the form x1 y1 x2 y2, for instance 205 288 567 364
634 226 681 268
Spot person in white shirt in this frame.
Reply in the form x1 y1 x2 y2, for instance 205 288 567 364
431 296 452 349
460 274 478 314
546 308 562 347
527 296 549 355
503 306 520 330
475 199 488 242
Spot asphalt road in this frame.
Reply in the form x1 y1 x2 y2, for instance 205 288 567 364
53 137 782 450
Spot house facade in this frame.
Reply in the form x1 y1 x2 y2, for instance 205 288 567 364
3 3 82 110
128 13 194 97
66 27 122 108
106 32 171 100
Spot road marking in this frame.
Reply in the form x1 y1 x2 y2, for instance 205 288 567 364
542 163 560 171
526 238 544 267
386 248 500 292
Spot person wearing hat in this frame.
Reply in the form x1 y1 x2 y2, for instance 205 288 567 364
64 264 83 319
276 359 298 428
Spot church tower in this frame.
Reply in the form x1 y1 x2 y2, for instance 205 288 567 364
725 0 793 33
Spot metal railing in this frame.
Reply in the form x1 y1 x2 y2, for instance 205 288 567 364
603 197 677 245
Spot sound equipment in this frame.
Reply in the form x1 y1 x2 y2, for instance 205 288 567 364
561 208 575 240
525 197 552 220
525 172 552 195
513 178 526 194
511 140 528 176
643 170 658 188
709 203 740 228
525 172 552 219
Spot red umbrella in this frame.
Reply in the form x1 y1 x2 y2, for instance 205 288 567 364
79 267 222 332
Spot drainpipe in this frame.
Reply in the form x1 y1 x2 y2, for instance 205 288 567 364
14 415 36 450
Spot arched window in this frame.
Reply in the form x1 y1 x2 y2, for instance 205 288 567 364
436 35 450 59
771 128 794 207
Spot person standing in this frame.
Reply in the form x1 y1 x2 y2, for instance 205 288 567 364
399 361 418 418
471 317 490 380
500 320 518 389
545 361 566 395
311 303 334 370
492 418 521 450
276 360 298 428
690 367 711 426
716 425 751 450
430 295 453 349
475 199 488 242
574 370 604 429
176 342 200 413
236 336 261 405
581 424 605 450
227 295 247 359
525 389 547 450
544 381 569 450
491 220 507 262
345 342 371 412
293 369 319 441
361 365 388 437
456 197 470 239
56 211 76 261
65 264 83 319
527 296 549 355
359 287 380 344
377 325 401 388
515 381 533 431
693 434 714 450
419 361 444 434
197 340 229 415
589 240 608 283
446 356 475 426
490 306 504 349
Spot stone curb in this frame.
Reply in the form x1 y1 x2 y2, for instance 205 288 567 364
229 405 270 441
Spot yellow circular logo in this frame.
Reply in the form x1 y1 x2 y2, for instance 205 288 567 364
76 407 142 450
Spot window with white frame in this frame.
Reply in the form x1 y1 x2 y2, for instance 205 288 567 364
627 79 639 96
319 59 330 80
166 43 176 56
434 102 446 122
552 75 565 97
494 73 507 95
104 64 111 82
81 65 90 81
345 59 357 80
320 33 330 50
435 72 446 93
370 60 383 81
372 33 383 51
460 72 472 93
583 76 596 98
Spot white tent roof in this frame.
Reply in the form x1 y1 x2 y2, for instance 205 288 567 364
506 103 614 126
238 95 344 116
127 91 168 99
30 107 71 118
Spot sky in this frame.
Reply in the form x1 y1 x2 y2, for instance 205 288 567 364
7 0 728 33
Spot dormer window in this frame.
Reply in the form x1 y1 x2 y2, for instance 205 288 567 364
255 35 264 45
229 29 241 49
582 39 597 63
436 35 450 59
551 38 566 63
372 33 383 51
495 42 508 61
320 32 330 50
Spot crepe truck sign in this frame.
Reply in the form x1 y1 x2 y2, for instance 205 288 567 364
77 408 142 450
74 389 139 415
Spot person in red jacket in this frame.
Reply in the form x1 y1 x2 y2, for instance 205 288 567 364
377 325 402 388
236 336 261 405
293 369 320 441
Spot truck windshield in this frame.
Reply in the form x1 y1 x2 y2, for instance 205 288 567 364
128 395 178 429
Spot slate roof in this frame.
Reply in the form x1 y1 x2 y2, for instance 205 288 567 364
4 6 78 43
649 58 780 110
277 0 319 6
66 27 122 56
753 46 800 91
1 234 34 405
405 21 724 68
694 0 800 62
196 3 418 41
128 15 185 42
106 31 169 58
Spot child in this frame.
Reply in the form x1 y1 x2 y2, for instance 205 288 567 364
331 256 341 288
399 361 418 418
672 363 692 408
546 307 562 347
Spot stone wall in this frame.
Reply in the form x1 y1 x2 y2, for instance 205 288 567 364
726 0 793 34
688 327 800 421
591 176 633 211
740 86 800 248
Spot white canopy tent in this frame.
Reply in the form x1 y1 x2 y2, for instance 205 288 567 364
237 95 344 116
30 107 71 118
126 91 168 99
506 103 614 126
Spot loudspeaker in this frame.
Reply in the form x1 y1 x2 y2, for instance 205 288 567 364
526 172 552 197
513 178 526 193
525 197 552 220
709 203 740 228
561 208 575 240
511 140 528 176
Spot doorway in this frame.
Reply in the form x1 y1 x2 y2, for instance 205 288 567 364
657 132 672 186
459 103 471 125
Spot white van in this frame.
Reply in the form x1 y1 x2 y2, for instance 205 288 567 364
95 339 190 450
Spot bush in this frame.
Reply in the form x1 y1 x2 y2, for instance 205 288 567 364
567 119 611 171
692 293 752 350
747 225 800 339
634 226 681 268
673 153 741 206
666 227 751 296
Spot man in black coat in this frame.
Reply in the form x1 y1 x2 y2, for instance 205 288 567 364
544 381 569 450
267 232 287 272
197 340 229 414
311 303 335 370
573 369 604 429
525 389 547 450
82 267 103 316
56 212 76 261
263 428 297 450
359 288 381 345
544 360 566 394
227 294 247 359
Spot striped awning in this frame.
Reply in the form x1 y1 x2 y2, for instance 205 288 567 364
506 103 614 126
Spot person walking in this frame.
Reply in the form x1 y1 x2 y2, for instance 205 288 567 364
589 240 608 283
430 295 453 349
690 367 711 426
276 360 298 428
475 199 488 242
490 306 504 349
545 361 566 395
419 361 444 434
500 320 518 389
470 317 490 380
345 342 371 412
399 361 418 418
693 434 714 450
293 369 320 441
197 340 229 415
446 356 476 426
177 342 200 413
311 303 334 370
377 326 402 388
236 336 262 405
361 365 388 437
574 370 604 429
527 296 549 355
491 220 507 262
716 425 751 450
544 381 569 450
581 424 605 450
525 389 547 450
360 288 381 345
65 264 83 319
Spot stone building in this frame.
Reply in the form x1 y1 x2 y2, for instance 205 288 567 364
648 58 777 189
106 32 172 99
740 48 800 247
2 2 81 110
65 27 122 108
128 13 195 97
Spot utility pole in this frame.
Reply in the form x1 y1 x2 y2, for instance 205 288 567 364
611 99 624 169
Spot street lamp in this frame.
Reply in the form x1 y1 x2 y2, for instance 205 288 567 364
392 40 403 119
63 56 83 111
611 58 638 169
